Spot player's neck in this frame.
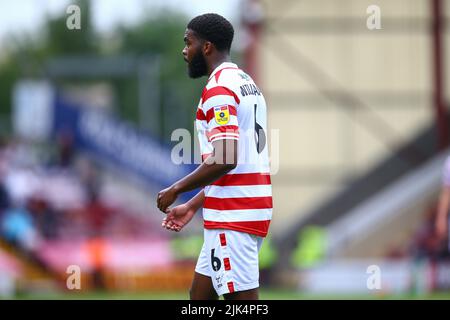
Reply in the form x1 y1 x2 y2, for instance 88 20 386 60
207 54 231 77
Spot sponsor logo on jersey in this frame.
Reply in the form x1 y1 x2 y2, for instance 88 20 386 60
214 105 230 125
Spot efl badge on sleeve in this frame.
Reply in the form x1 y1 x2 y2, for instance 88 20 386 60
214 105 230 125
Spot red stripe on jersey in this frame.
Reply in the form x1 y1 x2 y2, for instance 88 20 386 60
227 281 235 293
204 196 273 210
214 67 240 82
205 105 237 123
206 125 239 141
196 108 206 121
202 86 240 105
212 173 271 186
223 257 231 271
220 233 227 246
204 220 271 237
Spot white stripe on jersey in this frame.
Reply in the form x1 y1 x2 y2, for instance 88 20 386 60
208 132 240 139
227 163 271 175
207 185 272 199
210 136 240 143
203 208 272 222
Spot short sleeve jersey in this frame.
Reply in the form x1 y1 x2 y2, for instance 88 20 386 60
195 62 272 237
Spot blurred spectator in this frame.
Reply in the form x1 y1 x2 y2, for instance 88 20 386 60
410 206 447 260
75 157 100 201
54 130 75 168
27 196 59 240
85 191 114 237
0 182 9 214
84 236 109 290
1 205 41 253
435 156 450 250
0 139 9 220
385 245 407 259
3 167 40 207
0 134 166 287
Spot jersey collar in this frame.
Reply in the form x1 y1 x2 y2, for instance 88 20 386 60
208 62 239 82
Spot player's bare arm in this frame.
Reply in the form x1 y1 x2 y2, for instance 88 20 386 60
436 186 450 240
157 138 238 213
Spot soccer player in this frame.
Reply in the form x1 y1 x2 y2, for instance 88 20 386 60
436 155 450 249
156 13 272 300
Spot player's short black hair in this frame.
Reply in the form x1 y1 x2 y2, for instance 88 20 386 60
187 13 234 53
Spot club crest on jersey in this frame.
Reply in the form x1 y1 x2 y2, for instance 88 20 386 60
214 105 230 125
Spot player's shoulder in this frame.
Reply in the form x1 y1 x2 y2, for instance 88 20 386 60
201 81 240 108
218 67 253 86
214 68 258 100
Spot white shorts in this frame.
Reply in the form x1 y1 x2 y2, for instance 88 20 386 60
195 228 264 296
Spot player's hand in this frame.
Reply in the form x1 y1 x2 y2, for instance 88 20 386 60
157 185 179 213
162 203 196 232
436 216 448 241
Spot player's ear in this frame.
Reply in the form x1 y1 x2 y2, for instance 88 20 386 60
203 41 213 56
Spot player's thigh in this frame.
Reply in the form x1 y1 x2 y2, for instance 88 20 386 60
223 287 259 300
190 272 219 300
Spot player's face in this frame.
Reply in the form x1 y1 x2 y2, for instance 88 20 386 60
183 29 208 79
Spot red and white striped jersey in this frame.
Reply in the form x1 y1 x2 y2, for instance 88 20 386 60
195 62 272 237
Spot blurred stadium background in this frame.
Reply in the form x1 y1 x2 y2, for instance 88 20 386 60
0 0 450 299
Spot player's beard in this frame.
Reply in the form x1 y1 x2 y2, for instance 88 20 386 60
188 50 208 79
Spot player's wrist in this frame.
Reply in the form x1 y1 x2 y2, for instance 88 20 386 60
171 183 182 196
185 199 198 212
188 194 204 211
